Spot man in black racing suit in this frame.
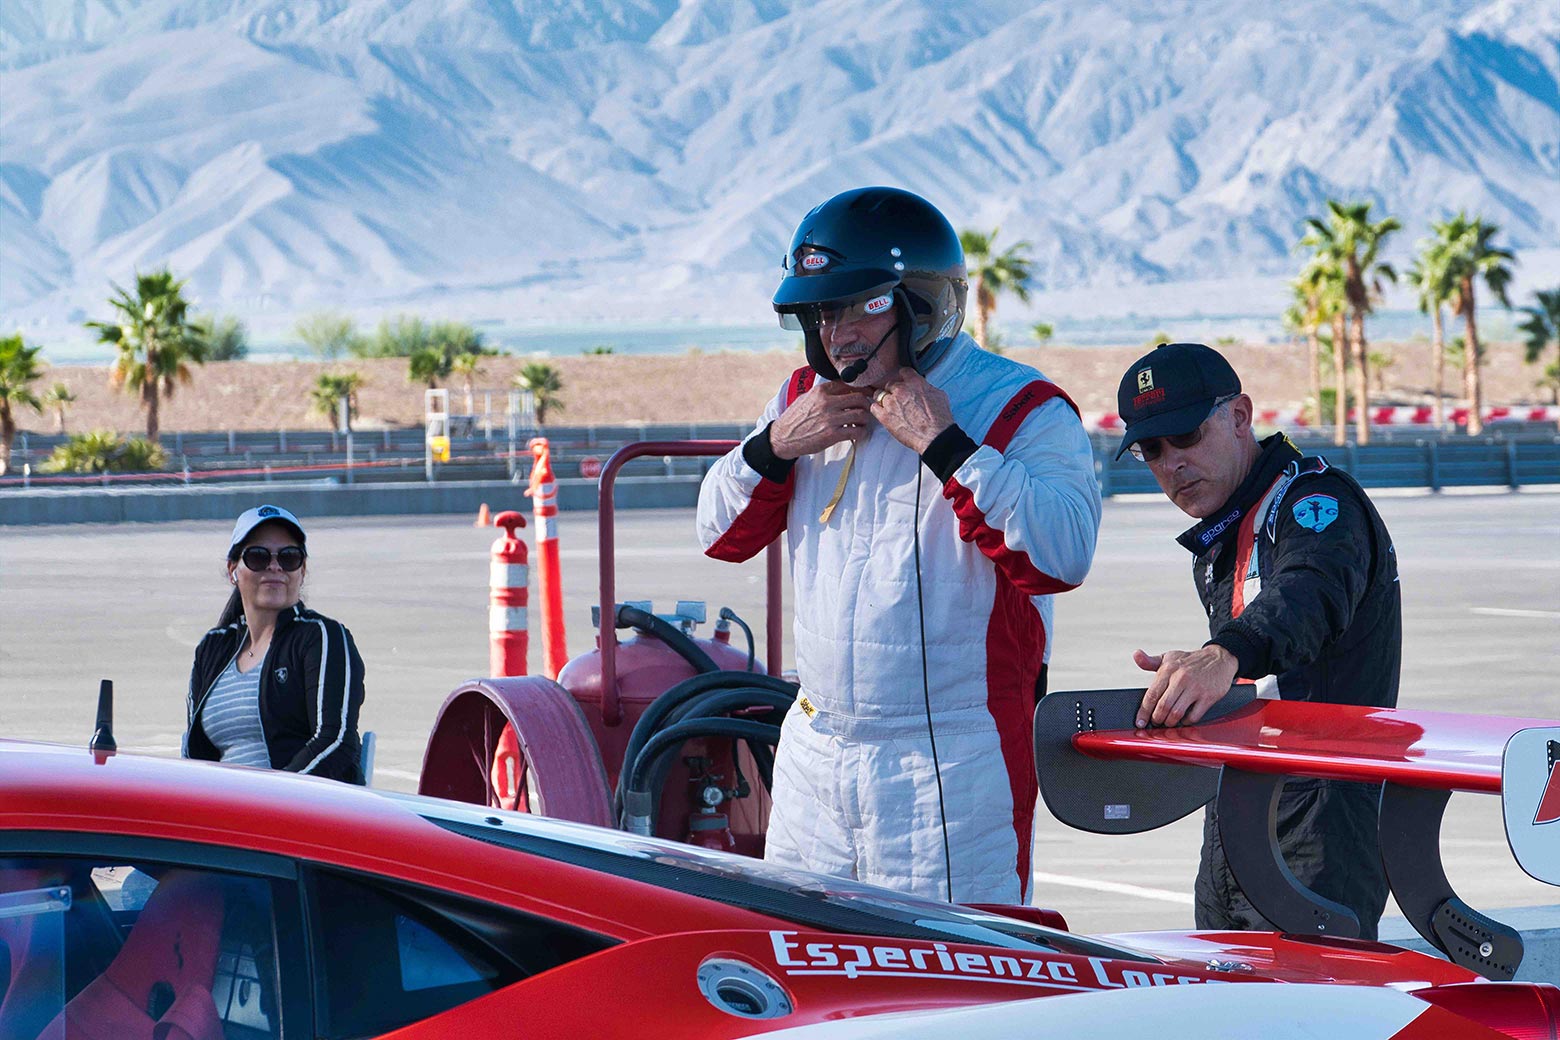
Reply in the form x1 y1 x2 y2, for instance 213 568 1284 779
1115 342 1401 938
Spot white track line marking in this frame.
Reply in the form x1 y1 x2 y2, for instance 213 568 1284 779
373 768 422 782
1030 870 1195 905
1470 607 1560 620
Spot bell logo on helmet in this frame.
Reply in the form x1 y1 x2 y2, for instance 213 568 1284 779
801 253 831 271
864 294 892 315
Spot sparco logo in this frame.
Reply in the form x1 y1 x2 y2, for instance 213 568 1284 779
768 932 1215 991
801 254 830 270
1198 508 1242 546
864 294 892 314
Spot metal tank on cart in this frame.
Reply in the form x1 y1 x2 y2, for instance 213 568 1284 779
419 441 794 857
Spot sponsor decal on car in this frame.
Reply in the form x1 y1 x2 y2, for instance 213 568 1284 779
768 932 1217 991
1502 727 1560 885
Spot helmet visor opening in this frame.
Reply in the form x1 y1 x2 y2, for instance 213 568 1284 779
777 289 896 331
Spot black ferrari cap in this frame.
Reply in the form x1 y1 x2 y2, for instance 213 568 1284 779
1115 343 1241 460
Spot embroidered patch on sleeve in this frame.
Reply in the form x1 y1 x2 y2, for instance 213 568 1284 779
1291 493 1339 532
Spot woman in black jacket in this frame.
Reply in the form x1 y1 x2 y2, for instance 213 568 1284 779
185 504 367 783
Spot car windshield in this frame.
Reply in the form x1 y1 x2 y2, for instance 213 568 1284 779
385 791 1155 963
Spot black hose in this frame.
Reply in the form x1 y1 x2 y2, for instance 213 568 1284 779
638 719 786 833
639 692 790 821
618 685 794 827
621 718 781 834
748 740 775 791
719 606 757 673
615 670 798 813
662 688 795 730
615 604 719 675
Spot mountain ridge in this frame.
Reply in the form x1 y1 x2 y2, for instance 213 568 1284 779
2 0 1556 339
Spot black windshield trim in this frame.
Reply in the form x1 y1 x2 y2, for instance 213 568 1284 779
429 816 1154 962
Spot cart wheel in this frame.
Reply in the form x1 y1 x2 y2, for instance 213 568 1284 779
419 677 613 828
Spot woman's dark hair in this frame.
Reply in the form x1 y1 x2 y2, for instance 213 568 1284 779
217 532 307 628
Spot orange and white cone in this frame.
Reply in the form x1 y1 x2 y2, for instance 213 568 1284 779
528 437 568 679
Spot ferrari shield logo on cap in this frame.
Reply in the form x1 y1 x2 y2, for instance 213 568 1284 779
1502 727 1560 885
1137 368 1154 393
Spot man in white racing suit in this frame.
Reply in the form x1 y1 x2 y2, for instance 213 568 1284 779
697 187 1100 903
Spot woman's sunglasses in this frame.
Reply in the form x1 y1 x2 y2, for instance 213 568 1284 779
240 546 307 573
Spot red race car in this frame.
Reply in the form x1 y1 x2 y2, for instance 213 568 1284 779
3 689 1558 1040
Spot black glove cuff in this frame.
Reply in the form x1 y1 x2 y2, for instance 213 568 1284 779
921 424 978 484
742 422 797 484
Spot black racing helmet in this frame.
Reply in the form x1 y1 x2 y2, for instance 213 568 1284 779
774 186 968 381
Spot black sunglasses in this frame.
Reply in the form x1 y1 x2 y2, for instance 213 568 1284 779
1129 394 1240 463
240 545 307 573
1129 428 1205 463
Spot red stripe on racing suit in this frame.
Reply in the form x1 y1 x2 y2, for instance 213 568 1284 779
949 378 1076 898
705 367 817 563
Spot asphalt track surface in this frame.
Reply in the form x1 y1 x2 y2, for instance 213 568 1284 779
2 489 1555 934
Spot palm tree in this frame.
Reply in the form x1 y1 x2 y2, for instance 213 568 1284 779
41 381 77 434
1406 233 1458 427
85 268 205 442
1302 200 1400 444
407 347 449 389
310 372 365 431
515 362 564 425
0 333 45 476
1440 214 1515 435
958 228 1034 350
1517 288 1560 405
451 352 485 415
1288 259 1347 432
1030 321 1054 346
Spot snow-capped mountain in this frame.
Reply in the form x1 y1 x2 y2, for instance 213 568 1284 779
2 0 1557 339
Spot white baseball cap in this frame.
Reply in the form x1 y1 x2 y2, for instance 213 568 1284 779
229 504 307 552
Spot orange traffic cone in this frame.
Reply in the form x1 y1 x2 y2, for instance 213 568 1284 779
474 502 491 527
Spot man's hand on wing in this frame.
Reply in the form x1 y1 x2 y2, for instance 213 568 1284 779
870 368 955 454
771 381 873 459
1133 645 1240 728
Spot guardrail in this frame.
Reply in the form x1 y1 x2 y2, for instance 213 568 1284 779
3 434 1558 526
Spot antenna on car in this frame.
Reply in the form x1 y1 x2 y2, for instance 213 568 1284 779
89 679 117 762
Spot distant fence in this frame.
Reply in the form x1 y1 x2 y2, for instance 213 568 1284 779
3 427 1556 527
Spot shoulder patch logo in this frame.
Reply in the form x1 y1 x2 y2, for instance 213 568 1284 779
1137 368 1154 393
1291 494 1339 532
273 666 288 684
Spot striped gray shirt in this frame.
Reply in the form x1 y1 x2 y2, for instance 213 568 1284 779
201 657 272 768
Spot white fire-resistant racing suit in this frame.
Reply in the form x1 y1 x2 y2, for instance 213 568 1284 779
696 334 1101 903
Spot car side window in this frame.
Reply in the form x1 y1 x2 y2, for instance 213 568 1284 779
1 857 282 1040
308 868 612 1038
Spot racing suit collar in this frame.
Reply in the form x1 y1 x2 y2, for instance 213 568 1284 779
922 332 973 388
1176 434 1301 554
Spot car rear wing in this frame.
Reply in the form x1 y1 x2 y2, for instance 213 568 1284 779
1034 687 1559 981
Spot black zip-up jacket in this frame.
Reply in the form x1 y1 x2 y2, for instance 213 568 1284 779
186 602 366 783
1182 434 1401 707
1178 434 1400 937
